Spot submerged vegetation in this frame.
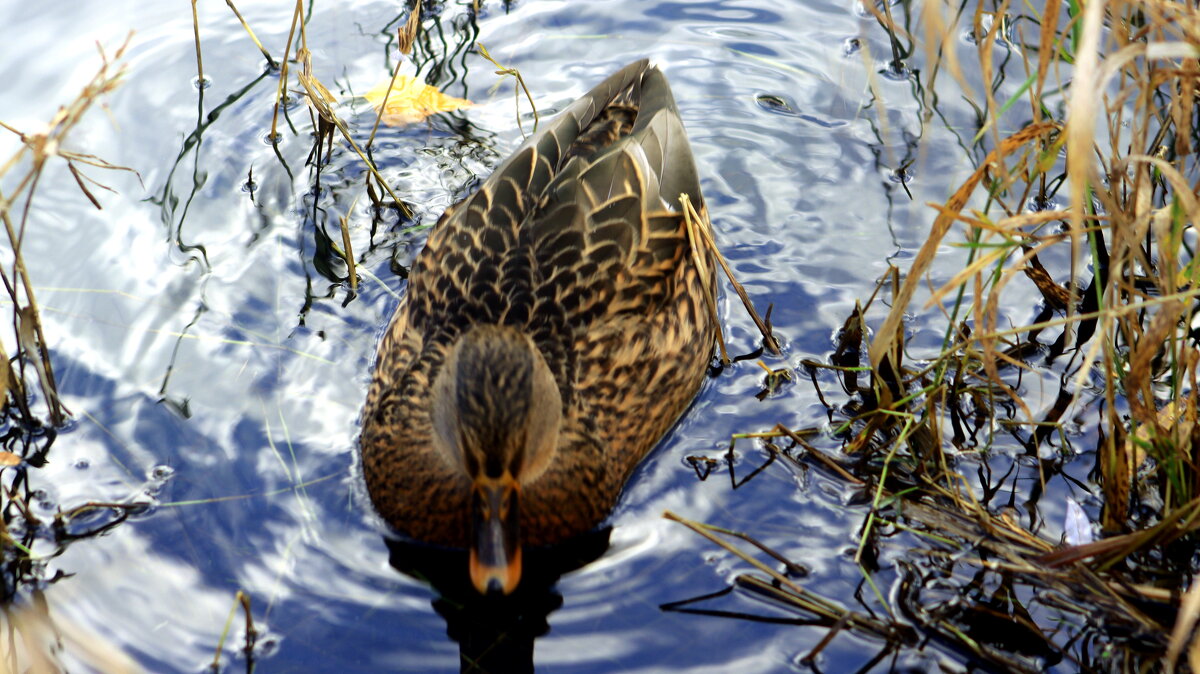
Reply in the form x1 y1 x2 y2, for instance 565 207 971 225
667 0 1200 670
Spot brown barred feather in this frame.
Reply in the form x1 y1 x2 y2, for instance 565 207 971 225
360 59 716 548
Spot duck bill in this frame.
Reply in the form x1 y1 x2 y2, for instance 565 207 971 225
469 476 522 595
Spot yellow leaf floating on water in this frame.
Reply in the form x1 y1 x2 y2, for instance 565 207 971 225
0 451 21 467
363 75 472 126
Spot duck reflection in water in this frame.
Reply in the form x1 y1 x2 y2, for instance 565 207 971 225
385 529 610 673
361 58 715 602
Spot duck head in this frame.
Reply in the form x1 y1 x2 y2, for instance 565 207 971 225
430 324 563 595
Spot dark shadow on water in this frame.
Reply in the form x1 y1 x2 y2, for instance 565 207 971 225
385 528 612 673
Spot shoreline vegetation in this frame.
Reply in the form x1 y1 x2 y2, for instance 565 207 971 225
667 0 1200 670
2 0 1200 670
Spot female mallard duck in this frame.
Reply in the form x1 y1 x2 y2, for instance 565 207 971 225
360 59 716 595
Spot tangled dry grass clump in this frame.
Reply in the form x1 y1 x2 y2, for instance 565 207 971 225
666 0 1200 670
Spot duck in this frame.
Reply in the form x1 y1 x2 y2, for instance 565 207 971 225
360 59 716 595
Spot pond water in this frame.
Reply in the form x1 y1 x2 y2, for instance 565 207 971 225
0 0 1082 671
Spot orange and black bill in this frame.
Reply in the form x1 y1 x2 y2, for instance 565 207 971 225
469 476 522 595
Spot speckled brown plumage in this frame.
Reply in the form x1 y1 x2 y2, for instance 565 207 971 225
360 59 715 549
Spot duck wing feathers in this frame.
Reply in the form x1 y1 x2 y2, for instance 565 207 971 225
362 59 715 546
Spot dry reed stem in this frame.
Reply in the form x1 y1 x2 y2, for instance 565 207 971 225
663 511 902 640
293 50 413 217
1032 0 1061 114
224 0 277 68
1063 0 1105 319
681 194 780 359
211 590 256 671
972 0 1009 147
867 122 1057 376
758 422 863 485
1126 299 1185 424
190 0 204 87
363 4 423 149
478 43 539 138
0 36 131 425
679 194 727 364
366 26 415 150
921 0 974 111
269 0 305 141
339 209 357 295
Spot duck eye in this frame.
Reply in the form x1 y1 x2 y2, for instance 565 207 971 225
484 451 504 478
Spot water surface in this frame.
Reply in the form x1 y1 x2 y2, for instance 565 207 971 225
0 0 1067 671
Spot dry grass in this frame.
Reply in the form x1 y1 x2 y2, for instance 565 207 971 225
669 0 1200 669
0 36 144 674
0 37 134 429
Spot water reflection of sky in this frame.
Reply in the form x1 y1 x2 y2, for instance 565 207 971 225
0 0 1084 671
